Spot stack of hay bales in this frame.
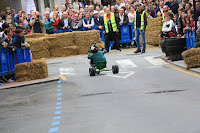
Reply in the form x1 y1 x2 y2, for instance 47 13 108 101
25 33 49 38
182 48 200 69
15 61 48 82
48 32 80 57
74 30 103 54
145 17 162 46
26 37 51 59
24 30 105 60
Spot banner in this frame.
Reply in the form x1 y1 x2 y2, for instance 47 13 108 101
26 0 36 15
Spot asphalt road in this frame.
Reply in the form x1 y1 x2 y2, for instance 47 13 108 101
0 49 200 133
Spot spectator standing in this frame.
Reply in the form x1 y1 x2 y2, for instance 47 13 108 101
52 11 60 31
30 11 46 33
89 5 95 12
177 8 185 37
14 11 22 25
93 11 104 29
65 0 70 9
73 0 81 12
159 1 164 14
111 6 115 13
134 3 147 53
103 8 121 52
0 23 9 38
196 0 200 18
95 1 103 10
45 11 55 34
101 0 108 6
61 5 67 14
128 5 135 23
80 0 85 8
73 13 83 29
96 6 101 12
115 0 126 10
170 0 179 15
83 13 95 29
87 0 94 5
85 5 90 12
50 5 62 18
117 8 129 25
151 3 160 18
58 12 73 30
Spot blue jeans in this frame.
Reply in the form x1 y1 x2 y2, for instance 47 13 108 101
135 27 146 50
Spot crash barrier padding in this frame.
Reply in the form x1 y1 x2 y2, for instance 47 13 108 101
185 30 196 49
0 48 31 77
54 23 135 49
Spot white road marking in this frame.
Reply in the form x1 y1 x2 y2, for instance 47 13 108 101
59 68 77 76
146 66 163 69
106 71 135 79
144 56 168 66
116 59 137 68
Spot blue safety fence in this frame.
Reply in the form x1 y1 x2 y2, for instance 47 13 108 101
54 23 135 50
185 30 196 49
0 48 31 77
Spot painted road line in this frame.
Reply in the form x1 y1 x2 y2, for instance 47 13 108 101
116 59 137 68
167 65 200 78
49 127 59 132
57 89 62 92
57 97 62 101
107 71 135 79
56 102 62 105
54 116 61 120
146 66 163 69
55 75 67 80
59 67 77 76
55 111 62 115
144 56 168 66
49 80 63 133
57 93 62 96
56 106 62 110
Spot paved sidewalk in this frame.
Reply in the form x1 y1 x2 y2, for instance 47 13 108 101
0 76 59 90
161 55 200 74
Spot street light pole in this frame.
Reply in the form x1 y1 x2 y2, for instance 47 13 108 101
9 0 14 25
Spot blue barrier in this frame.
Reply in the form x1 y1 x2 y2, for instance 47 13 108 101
0 48 31 77
185 30 196 49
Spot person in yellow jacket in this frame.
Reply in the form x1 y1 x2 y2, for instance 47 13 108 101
103 8 121 52
133 3 147 53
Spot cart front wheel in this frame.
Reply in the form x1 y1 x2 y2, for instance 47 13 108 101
89 68 96 76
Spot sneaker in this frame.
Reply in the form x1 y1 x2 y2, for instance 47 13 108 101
142 49 146 53
126 46 130 49
117 49 121 52
134 49 141 53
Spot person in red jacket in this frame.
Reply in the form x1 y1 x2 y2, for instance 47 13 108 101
52 11 60 31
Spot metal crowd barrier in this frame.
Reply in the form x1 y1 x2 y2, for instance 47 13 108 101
54 23 135 49
185 30 196 49
0 48 31 77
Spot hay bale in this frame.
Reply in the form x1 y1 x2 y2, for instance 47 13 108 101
182 48 200 69
15 61 48 82
26 37 50 51
182 48 200 58
25 33 49 38
49 46 79 57
48 32 74 47
146 17 162 46
74 30 102 54
32 48 50 60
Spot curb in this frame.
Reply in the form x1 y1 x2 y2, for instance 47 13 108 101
160 56 200 75
0 76 59 90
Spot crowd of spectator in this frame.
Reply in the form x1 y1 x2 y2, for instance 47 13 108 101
0 0 200 49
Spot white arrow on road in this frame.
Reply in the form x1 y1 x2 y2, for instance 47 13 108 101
106 71 135 79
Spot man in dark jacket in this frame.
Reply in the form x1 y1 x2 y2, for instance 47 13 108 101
177 8 184 37
170 0 179 15
116 8 129 25
58 12 73 30
93 11 104 30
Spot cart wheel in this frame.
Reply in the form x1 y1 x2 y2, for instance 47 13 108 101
89 67 96 76
112 65 119 74
97 71 100 74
